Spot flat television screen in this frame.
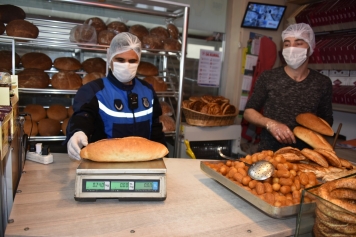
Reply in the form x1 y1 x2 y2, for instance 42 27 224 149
241 2 287 30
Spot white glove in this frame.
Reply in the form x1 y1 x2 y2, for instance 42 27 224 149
67 131 88 161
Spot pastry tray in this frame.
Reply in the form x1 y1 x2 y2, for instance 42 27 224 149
200 161 316 219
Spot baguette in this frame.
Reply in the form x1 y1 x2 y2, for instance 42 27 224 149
314 148 341 168
296 113 334 136
301 148 329 168
80 136 168 162
293 126 333 150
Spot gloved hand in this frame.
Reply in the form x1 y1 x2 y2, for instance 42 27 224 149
266 120 296 144
67 131 88 161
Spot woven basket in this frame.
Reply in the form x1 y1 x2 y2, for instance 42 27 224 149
182 107 238 127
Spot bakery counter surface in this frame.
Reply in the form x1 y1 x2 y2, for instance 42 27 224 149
5 154 309 237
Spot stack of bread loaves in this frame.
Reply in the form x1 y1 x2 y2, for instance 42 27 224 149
22 104 72 136
159 101 175 132
182 95 236 116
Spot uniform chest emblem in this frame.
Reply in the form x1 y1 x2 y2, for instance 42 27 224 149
142 97 150 108
114 99 123 111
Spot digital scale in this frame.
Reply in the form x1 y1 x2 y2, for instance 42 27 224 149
74 158 167 202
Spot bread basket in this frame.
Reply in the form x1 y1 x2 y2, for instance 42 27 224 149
182 107 238 127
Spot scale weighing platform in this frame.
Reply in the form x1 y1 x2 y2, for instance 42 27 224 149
74 158 167 201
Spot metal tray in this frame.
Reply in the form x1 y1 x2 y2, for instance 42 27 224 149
200 161 316 219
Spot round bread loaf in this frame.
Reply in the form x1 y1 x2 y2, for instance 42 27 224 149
82 57 106 74
137 61 158 76
67 105 74 117
0 21 5 35
160 101 173 116
6 19 39 39
61 118 69 135
54 57 81 71
23 104 46 122
142 35 164 51
0 50 20 70
38 118 61 136
159 115 175 132
143 76 167 91
18 68 50 88
23 120 38 136
129 24 149 41
83 72 104 85
21 52 53 70
107 21 128 33
47 104 68 121
70 24 97 44
51 71 82 90
166 23 179 39
97 29 116 45
0 4 26 23
150 26 169 40
84 17 107 33
163 38 181 51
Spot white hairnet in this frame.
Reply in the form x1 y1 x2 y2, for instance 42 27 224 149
107 32 141 70
281 23 315 56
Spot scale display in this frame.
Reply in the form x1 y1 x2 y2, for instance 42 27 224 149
83 179 160 192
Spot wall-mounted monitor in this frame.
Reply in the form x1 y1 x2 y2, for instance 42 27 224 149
241 2 287 31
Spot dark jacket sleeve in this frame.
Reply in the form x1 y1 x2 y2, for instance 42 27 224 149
316 78 333 126
150 91 167 148
65 80 103 143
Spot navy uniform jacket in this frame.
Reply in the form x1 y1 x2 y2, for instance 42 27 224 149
65 70 166 147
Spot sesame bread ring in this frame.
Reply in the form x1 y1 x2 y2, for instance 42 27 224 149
317 200 356 224
316 206 356 234
318 178 356 214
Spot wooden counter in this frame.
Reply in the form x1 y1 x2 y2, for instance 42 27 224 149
5 154 311 237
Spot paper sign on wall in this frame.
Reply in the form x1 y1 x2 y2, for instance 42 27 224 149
197 49 222 87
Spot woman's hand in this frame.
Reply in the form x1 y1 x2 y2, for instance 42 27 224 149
266 120 296 144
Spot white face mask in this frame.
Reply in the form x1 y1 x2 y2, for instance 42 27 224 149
282 47 308 69
112 62 138 83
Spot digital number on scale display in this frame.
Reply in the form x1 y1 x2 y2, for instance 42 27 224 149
83 180 159 192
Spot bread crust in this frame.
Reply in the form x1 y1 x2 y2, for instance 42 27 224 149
314 148 341 167
293 126 333 150
296 113 334 136
80 136 169 162
301 148 329 167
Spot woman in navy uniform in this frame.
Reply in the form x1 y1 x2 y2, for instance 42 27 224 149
66 32 166 160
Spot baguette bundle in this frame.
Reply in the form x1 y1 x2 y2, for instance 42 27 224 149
296 113 334 136
80 136 169 162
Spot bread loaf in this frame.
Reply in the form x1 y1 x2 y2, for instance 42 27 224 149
143 76 167 91
38 118 61 136
80 136 169 162
54 57 81 71
129 24 149 41
301 148 329 167
0 50 20 70
61 118 69 135
159 115 175 132
293 126 333 150
21 52 52 70
6 19 39 39
149 26 170 40
82 57 106 74
51 71 82 90
163 38 181 51
84 17 107 33
18 68 50 88
97 29 116 45
0 4 26 23
166 23 179 39
70 24 97 44
23 104 46 122
142 35 164 51
160 101 173 116
47 104 68 121
24 120 38 136
137 61 158 76
82 72 104 85
67 105 74 117
296 113 334 136
107 21 128 33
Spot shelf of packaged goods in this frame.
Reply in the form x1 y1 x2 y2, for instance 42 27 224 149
309 64 356 71
332 103 356 114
